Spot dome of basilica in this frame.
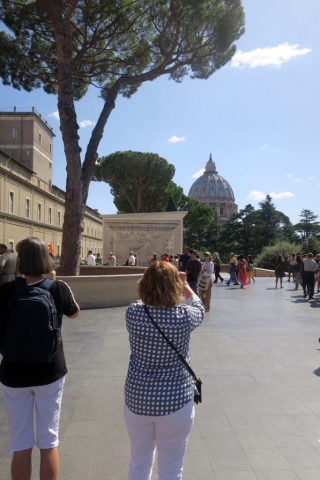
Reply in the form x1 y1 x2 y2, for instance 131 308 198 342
188 154 238 221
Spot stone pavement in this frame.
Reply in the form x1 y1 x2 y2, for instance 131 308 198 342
1 278 320 479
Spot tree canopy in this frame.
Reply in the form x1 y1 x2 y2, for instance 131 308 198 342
0 0 245 274
293 209 320 238
95 151 176 213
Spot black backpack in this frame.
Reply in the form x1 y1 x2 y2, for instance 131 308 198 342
0 277 60 363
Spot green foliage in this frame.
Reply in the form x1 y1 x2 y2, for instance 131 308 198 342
293 209 320 238
0 0 245 98
254 241 300 270
94 151 175 213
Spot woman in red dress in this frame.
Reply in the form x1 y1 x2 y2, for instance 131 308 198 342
237 254 249 289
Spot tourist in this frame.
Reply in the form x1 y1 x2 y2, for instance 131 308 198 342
124 261 204 479
237 254 249 289
213 252 224 283
186 250 202 295
87 250 96 266
287 254 296 282
302 253 317 300
275 254 285 288
293 254 304 290
0 237 80 480
107 252 116 266
225 252 238 286
246 255 255 283
179 246 191 272
148 253 157 265
198 252 214 312
127 251 135 266
134 253 138 266
0 244 17 286
315 254 320 293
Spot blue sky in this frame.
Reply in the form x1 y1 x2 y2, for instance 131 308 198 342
1 0 319 225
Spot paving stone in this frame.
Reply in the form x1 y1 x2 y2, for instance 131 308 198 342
0 278 320 479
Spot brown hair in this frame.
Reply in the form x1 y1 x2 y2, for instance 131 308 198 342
138 261 183 308
16 237 55 276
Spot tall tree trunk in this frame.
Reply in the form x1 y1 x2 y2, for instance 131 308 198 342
40 2 122 275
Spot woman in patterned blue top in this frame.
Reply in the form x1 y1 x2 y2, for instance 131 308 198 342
124 261 204 480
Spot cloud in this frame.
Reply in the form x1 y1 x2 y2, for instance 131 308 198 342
285 174 293 177
192 169 205 179
260 145 267 150
232 43 311 68
248 190 294 201
79 120 95 128
168 135 185 143
294 178 302 183
48 111 59 120
308 177 314 180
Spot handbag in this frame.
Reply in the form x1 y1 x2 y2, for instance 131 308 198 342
198 275 211 291
144 305 202 404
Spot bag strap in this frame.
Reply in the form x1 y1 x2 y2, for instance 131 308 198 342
14 277 55 292
144 305 198 382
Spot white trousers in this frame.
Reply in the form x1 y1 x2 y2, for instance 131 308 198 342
123 401 195 480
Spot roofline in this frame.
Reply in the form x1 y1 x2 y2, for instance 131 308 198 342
0 110 56 137
0 148 35 174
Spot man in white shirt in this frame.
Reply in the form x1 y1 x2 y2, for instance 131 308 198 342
303 253 317 299
87 250 96 266
128 251 135 266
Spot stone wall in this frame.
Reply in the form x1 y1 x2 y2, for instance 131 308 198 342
101 211 187 265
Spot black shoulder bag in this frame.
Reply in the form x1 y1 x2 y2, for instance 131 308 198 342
144 305 202 404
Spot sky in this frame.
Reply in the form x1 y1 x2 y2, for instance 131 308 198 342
0 0 319 225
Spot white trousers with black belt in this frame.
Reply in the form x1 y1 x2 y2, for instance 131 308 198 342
124 401 194 480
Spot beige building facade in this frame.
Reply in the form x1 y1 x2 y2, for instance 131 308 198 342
0 109 102 259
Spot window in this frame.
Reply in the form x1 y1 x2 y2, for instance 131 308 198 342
87 227 89 235
37 180 40 188
9 161 14 171
12 128 18 138
95 229 96 237
9 192 14 213
91 228 93 236
57 245 60 256
37 204 41 221
8 241 14 250
26 198 30 218
81 247 83 257
39 132 42 143
26 149 30 156
57 211 61 226
50 143 52 153
11 150 17 158
48 207 52 224
49 163 52 169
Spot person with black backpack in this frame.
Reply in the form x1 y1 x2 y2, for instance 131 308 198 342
0 237 80 480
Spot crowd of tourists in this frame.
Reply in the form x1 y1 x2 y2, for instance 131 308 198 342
275 252 320 300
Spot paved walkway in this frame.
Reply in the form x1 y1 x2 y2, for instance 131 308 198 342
1 278 320 479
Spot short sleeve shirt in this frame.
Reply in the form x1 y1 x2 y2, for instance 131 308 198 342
0 251 17 275
87 254 96 266
125 296 204 416
0 279 78 387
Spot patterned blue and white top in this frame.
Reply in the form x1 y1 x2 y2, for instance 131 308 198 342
125 295 204 416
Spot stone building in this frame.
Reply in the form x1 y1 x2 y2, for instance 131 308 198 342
188 154 238 221
0 108 102 259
